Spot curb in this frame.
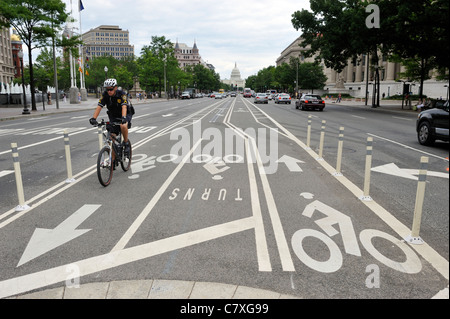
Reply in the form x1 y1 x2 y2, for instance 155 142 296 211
10 279 301 299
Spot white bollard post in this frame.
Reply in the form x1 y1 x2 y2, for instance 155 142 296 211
64 130 76 183
317 120 326 160
334 126 345 176
10 143 30 211
306 115 312 149
98 126 103 150
360 137 373 201
405 156 429 245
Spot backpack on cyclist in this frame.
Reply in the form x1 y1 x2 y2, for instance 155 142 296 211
127 101 135 116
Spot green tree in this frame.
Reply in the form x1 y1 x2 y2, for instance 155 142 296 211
83 56 117 93
137 36 177 95
193 64 219 92
0 0 79 110
381 0 449 97
298 62 327 93
291 0 449 103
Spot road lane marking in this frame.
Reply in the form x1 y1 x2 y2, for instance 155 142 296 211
225 99 292 271
0 170 14 178
368 133 449 161
0 103 222 225
0 127 96 156
248 101 449 280
110 138 203 252
18 204 101 266
392 116 412 121
224 100 272 271
0 216 256 298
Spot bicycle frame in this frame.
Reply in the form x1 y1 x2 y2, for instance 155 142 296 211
96 119 132 186
99 120 123 164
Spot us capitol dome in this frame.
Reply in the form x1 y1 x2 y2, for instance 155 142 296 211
221 62 245 89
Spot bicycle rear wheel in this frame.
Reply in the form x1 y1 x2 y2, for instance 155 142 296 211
97 146 113 186
120 140 132 171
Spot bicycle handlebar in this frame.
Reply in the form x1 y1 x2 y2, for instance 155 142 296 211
95 119 123 127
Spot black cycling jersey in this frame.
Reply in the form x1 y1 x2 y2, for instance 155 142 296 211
98 89 129 120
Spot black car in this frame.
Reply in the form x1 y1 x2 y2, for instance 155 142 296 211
416 100 449 145
296 94 325 111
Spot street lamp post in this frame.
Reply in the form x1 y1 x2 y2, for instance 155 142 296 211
163 54 167 99
296 58 299 98
104 66 108 80
18 51 30 115
444 85 449 101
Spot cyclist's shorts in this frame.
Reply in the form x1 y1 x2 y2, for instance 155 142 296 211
106 115 132 133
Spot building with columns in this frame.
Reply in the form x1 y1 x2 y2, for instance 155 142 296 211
276 36 448 99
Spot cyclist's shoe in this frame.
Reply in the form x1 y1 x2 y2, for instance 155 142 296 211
124 141 131 155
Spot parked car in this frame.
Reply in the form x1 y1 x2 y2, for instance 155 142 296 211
181 91 190 99
254 93 269 104
274 93 291 104
296 94 325 111
416 100 449 145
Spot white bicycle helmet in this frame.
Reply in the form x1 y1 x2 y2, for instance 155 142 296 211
104 78 117 87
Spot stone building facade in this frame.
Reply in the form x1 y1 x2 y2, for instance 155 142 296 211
173 40 203 69
0 27 15 86
276 36 448 99
81 25 134 60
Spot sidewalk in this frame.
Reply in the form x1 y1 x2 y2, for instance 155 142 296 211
10 279 300 299
324 98 419 114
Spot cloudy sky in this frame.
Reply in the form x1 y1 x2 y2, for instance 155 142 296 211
60 0 310 80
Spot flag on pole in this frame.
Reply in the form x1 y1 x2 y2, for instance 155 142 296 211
79 0 84 11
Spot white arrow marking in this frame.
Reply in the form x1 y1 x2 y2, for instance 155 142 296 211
0 170 14 178
162 113 174 117
372 163 449 180
371 163 418 180
401 168 449 179
17 204 101 267
276 155 305 172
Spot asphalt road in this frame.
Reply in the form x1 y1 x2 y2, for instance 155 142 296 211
0 96 448 299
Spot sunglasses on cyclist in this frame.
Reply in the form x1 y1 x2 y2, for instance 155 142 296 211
106 87 115 92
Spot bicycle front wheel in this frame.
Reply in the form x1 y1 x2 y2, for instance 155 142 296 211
97 146 113 186
120 140 132 171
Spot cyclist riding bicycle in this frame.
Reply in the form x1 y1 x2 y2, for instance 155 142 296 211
89 78 131 154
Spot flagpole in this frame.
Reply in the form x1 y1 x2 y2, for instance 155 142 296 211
78 0 87 101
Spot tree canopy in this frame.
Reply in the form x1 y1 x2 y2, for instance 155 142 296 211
0 0 80 110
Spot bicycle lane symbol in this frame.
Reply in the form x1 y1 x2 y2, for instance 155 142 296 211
128 154 178 179
291 198 422 274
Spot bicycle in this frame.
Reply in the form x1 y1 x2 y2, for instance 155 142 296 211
96 119 132 187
